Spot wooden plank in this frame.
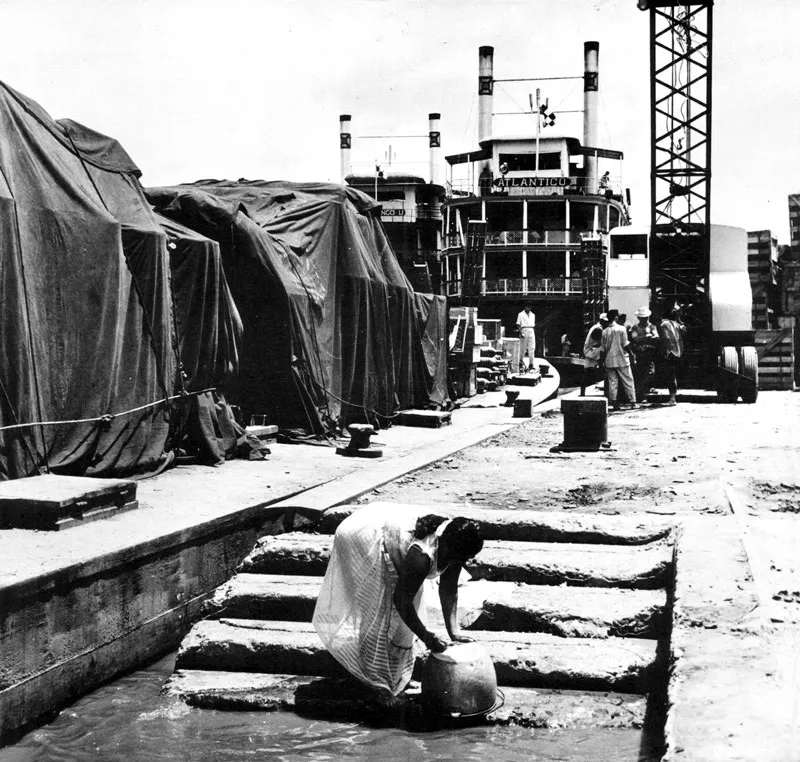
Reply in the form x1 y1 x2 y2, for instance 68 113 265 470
203 574 667 639
175 619 661 693
238 532 673 590
165 670 648 729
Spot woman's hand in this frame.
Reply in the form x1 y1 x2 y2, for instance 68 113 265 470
425 632 450 653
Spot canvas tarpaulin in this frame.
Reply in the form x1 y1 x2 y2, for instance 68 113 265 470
147 180 448 433
0 83 241 479
159 214 244 464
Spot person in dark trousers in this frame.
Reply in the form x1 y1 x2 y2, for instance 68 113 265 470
581 312 608 396
629 306 660 402
658 304 686 405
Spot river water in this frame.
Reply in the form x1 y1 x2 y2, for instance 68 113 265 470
0 655 660 762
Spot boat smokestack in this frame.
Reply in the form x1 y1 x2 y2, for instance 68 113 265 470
583 41 599 193
478 46 494 144
428 112 441 185
339 114 352 184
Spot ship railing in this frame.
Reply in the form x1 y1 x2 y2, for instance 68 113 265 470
446 229 572 248
444 277 584 297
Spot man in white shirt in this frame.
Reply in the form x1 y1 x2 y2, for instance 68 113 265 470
601 309 637 409
516 303 537 371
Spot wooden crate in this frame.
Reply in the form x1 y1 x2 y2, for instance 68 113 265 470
755 328 795 390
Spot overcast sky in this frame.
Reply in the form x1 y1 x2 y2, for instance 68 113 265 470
3 0 798 242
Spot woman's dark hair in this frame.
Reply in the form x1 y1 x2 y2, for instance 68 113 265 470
441 518 483 560
414 514 448 539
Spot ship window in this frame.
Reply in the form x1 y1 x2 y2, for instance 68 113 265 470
486 251 521 279
527 201 565 235
499 152 560 172
570 201 596 234
486 201 522 233
375 189 406 202
610 233 648 259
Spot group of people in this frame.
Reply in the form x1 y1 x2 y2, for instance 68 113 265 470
582 304 686 409
306 304 687 707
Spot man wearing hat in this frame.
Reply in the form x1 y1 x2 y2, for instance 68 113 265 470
629 306 659 402
601 309 637 409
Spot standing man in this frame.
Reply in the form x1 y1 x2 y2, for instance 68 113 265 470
601 309 637 410
658 304 686 406
516 303 537 372
629 306 659 402
581 312 609 395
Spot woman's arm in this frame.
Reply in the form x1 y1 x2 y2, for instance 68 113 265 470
439 564 473 643
393 546 449 652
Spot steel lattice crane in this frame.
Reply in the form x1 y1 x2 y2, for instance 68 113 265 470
629 0 758 401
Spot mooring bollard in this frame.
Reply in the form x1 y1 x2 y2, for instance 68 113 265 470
504 390 520 407
513 398 532 418
336 423 383 458
557 397 609 451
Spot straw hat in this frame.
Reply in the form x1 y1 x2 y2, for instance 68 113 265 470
635 306 651 318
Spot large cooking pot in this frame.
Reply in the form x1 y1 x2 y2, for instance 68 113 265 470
421 642 500 718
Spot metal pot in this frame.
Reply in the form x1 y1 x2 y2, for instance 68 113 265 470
421 643 499 718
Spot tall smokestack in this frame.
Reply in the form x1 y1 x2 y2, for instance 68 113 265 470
583 42 600 192
428 112 441 185
478 46 494 144
339 114 352 184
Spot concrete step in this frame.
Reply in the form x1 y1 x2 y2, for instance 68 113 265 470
238 532 672 589
204 574 667 639
316 502 672 545
175 619 660 693
165 669 648 729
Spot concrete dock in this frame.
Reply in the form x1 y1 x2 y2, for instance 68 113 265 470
2 382 799 760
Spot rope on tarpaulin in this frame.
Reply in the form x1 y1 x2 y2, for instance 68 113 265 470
0 387 218 434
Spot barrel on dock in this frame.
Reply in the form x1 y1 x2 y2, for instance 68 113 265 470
559 397 608 450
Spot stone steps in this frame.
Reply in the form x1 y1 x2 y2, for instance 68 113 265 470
167 499 675 724
175 619 660 693
316 502 671 545
165 669 649 729
238 532 672 589
204 573 667 639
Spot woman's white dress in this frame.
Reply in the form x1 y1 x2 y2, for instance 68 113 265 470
312 503 443 696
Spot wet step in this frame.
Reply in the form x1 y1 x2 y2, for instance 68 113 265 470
238 533 672 589
175 619 660 693
204 574 667 639
317 502 671 545
165 669 648 729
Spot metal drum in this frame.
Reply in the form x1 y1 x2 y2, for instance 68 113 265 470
421 643 500 719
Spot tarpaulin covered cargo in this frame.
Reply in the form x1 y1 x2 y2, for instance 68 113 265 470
159 214 244 464
147 180 448 433
0 82 241 479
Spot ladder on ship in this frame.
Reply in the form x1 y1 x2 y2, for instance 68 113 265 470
460 220 487 309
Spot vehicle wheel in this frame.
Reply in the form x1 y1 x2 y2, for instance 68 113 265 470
717 346 739 403
738 345 759 404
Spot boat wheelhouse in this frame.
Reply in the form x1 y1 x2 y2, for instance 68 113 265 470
442 43 632 356
340 113 445 293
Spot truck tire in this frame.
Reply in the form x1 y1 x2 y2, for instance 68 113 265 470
717 346 739 403
737 345 759 404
